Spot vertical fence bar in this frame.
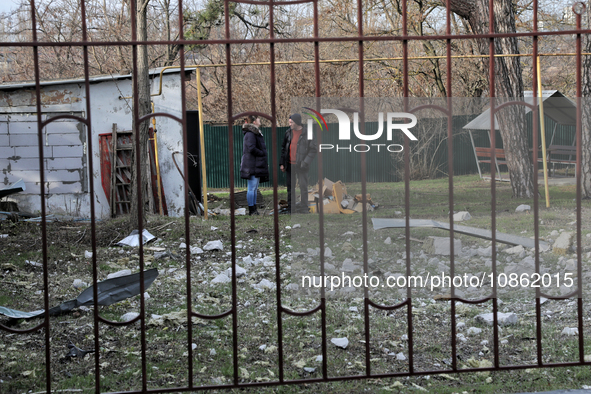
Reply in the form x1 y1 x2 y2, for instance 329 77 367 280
177 0 194 388
488 0 500 370
575 4 585 364
29 1 51 392
532 0 543 368
223 0 239 385
312 0 329 380
401 0 414 375
356 0 371 378
445 0 457 372
268 0 286 384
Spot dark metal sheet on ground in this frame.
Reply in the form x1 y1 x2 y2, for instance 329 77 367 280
0 268 159 319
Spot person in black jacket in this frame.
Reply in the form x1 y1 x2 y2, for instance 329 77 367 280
280 113 317 213
240 115 269 215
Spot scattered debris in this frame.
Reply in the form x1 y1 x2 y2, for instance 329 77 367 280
475 312 518 326
561 327 578 336
453 211 472 221
0 268 159 319
515 204 531 213
0 178 25 199
331 337 349 349
63 342 95 361
117 230 156 247
553 232 573 255
424 236 462 256
372 218 548 249
204 240 223 251
121 312 140 322
107 269 132 279
211 274 231 284
305 178 378 214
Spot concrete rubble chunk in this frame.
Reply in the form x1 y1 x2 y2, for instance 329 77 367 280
121 312 140 322
204 240 223 251
384 237 392 245
561 327 578 336
396 352 407 361
453 211 471 221
211 273 231 284
331 337 349 349
424 236 461 256
190 246 204 254
342 258 360 272
304 367 316 373
467 327 482 335
504 245 525 255
224 265 247 278
515 204 531 212
477 246 492 257
475 312 518 326
553 232 573 255
107 269 132 279
254 279 276 292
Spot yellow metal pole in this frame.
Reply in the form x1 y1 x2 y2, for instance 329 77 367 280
196 68 209 219
537 56 550 208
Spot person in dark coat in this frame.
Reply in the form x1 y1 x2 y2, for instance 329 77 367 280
240 115 269 215
280 113 317 213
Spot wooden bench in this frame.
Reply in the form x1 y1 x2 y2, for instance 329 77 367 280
474 147 507 165
546 145 576 176
473 147 507 181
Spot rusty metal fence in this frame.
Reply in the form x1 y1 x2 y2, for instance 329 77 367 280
1 0 591 392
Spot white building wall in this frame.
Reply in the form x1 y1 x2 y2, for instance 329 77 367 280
0 71 185 218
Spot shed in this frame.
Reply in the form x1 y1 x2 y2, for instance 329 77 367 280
0 68 190 218
463 90 577 180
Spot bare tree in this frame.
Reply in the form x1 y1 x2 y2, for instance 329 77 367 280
130 0 154 226
447 0 535 198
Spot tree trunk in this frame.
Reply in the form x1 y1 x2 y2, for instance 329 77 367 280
582 10 591 198
130 0 154 227
449 0 535 197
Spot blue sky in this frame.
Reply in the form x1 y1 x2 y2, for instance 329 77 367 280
0 1 18 15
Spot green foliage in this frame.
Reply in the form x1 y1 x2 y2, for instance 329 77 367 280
184 0 237 48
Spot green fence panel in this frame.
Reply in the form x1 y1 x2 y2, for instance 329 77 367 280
202 114 571 189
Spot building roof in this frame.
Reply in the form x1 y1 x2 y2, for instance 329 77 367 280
463 90 577 129
0 67 191 90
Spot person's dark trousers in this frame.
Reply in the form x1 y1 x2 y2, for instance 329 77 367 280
285 165 294 210
286 164 309 213
296 167 309 212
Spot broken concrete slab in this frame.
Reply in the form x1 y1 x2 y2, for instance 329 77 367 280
424 236 461 256
553 232 572 255
372 218 548 250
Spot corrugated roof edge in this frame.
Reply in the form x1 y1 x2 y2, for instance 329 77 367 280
0 67 192 90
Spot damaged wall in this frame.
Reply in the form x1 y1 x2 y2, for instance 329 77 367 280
0 70 186 218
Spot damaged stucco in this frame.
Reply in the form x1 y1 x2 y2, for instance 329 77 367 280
0 69 186 218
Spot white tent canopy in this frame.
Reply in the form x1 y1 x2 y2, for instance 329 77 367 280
463 90 577 130
463 90 576 181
